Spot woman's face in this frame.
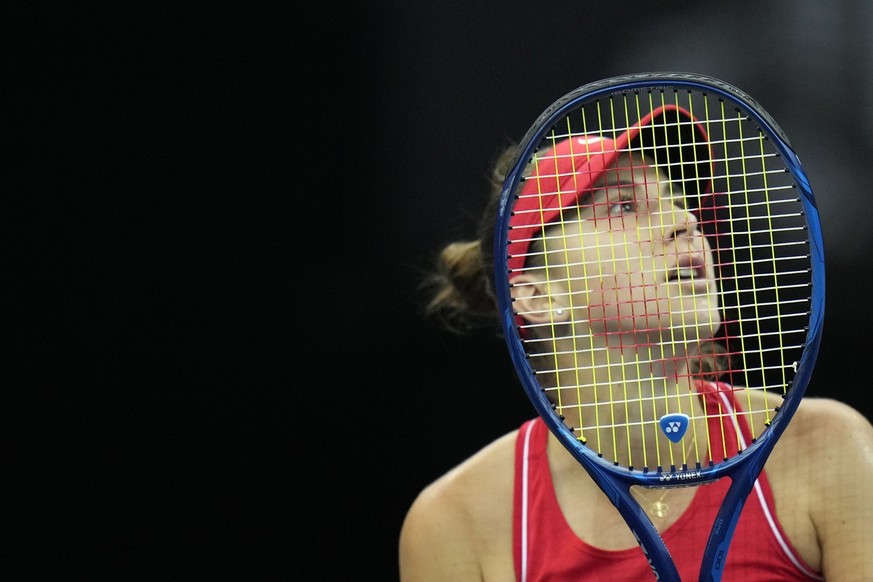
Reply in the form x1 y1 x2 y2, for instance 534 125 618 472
543 154 721 345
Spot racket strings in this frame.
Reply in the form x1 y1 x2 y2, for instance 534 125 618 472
507 88 812 471
519 149 780 194
515 287 810 313
525 341 804 371
552 405 757 437
510 259 809 296
509 210 806 270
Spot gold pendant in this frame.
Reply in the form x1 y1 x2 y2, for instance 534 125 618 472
651 500 668 519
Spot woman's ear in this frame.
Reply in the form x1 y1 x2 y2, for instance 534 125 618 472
509 274 570 325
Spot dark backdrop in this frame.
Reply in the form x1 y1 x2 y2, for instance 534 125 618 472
11 2 873 579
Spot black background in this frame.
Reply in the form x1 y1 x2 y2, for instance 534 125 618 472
10 2 873 579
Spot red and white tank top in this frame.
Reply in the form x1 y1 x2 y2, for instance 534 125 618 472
512 381 822 581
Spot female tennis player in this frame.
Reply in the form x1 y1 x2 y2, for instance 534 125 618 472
398 112 873 580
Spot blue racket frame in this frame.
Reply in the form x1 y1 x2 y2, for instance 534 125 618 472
494 73 825 582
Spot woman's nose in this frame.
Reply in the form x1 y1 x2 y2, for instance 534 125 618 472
659 202 700 240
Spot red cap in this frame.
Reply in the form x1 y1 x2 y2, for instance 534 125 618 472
506 104 712 276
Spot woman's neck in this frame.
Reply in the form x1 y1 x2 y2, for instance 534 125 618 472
546 371 707 469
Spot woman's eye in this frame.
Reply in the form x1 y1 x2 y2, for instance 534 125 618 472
608 199 636 216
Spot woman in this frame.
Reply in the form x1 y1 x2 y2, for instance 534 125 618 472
399 108 873 580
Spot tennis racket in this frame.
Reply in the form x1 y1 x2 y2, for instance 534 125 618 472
494 72 824 581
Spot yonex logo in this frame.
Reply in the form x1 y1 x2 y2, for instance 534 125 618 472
660 470 702 482
659 413 690 443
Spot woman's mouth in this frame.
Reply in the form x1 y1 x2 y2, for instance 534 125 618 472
666 253 709 286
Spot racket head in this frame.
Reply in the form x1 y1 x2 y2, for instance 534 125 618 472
494 72 824 489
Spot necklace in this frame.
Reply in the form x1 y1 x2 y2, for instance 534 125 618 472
633 439 696 519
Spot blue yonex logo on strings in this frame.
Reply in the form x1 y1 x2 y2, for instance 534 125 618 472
659 413 690 443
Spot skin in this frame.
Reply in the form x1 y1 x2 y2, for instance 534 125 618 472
399 155 873 580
